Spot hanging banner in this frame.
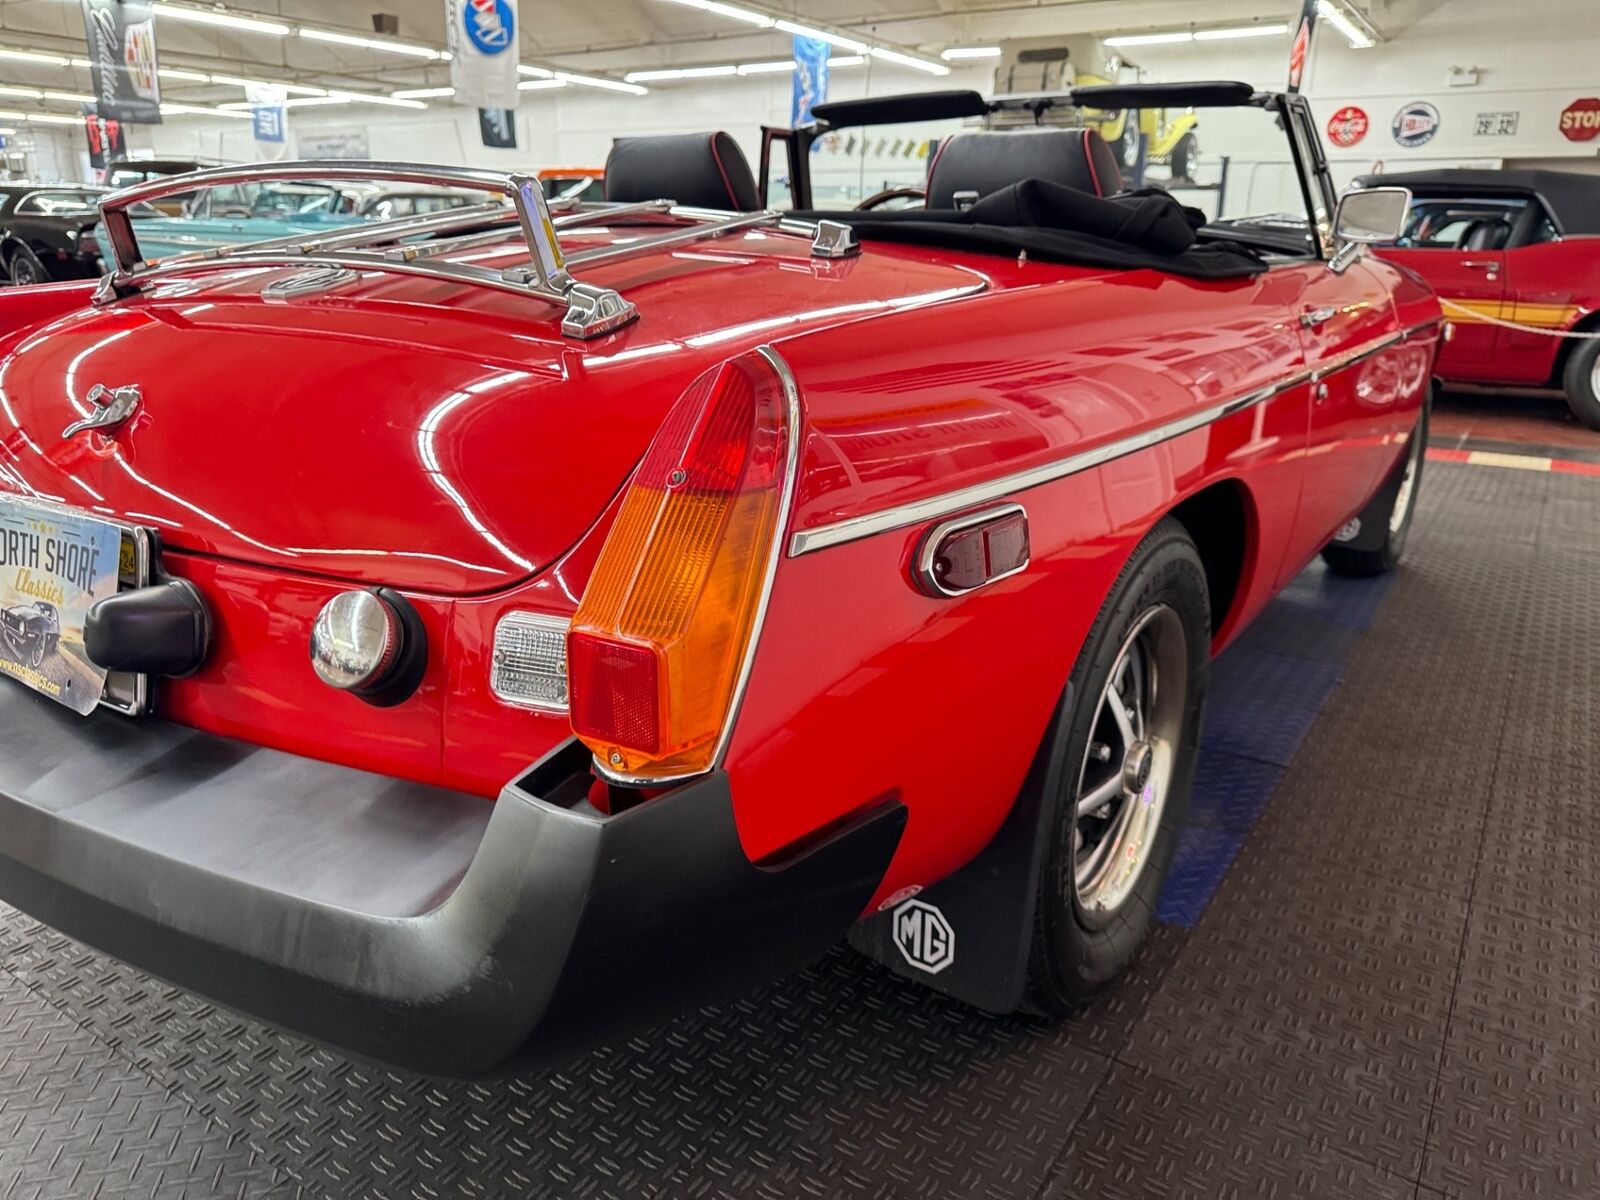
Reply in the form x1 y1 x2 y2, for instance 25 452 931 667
247 83 289 160
83 113 125 171
446 0 520 111
478 108 517 149
791 35 829 129
1286 0 1318 93
80 0 162 124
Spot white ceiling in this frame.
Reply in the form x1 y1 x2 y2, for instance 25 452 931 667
0 0 1411 104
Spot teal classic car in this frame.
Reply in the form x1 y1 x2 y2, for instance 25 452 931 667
94 180 481 263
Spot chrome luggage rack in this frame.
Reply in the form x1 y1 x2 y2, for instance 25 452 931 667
95 161 860 339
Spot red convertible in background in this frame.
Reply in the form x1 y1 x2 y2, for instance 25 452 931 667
1360 168 1600 429
0 83 1438 1076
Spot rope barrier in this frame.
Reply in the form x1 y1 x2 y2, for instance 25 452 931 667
1438 298 1600 339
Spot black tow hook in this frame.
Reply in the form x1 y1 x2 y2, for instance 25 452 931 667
85 578 212 678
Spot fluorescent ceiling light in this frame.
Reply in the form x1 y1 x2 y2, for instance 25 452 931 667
0 48 71 66
1104 31 1195 46
828 55 864 67
152 4 289 36
298 27 443 58
283 96 352 108
0 112 84 125
326 90 428 108
773 20 866 53
869 46 949 75
655 0 774 28
625 64 737 81
160 102 253 119
518 65 555 77
209 73 328 96
158 67 212 82
518 79 566 90
737 60 795 74
1193 23 1288 40
392 86 457 99
43 90 96 103
554 71 648 95
1316 0 1377 48
0 87 42 100
940 46 1000 60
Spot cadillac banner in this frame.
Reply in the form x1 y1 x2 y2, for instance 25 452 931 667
446 0 520 111
80 0 162 124
0 498 123 715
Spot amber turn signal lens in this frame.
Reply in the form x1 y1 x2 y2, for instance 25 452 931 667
568 353 792 780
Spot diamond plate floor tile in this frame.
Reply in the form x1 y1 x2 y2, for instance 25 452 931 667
1423 921 1600 1200
1121 853 1468 1179
1043 1064 1418 1200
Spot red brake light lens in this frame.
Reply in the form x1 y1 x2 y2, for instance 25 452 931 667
567 352 793 780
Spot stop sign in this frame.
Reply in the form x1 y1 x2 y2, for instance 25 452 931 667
1560 98 1600 142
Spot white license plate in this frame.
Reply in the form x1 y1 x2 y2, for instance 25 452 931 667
0 496 150 715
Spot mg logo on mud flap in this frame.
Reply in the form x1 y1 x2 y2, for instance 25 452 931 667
892 898 955 974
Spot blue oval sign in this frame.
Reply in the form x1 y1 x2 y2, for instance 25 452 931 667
463 0 515 55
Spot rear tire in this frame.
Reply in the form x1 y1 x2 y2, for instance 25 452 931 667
1321 398 1428 576
1168 132 1199 185
1026 517 1209 1012
1560 338 1600 432
8 246 48 287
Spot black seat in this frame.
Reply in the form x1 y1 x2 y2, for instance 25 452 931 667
1458 219 1510 251
603 132 761 211
925 127 1123 209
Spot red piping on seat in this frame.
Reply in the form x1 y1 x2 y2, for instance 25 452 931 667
1081 129 1104 197
924 134 958 201
708 133 740 209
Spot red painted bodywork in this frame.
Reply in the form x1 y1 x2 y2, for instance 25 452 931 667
0 229 1438 911
1376 237 1600 386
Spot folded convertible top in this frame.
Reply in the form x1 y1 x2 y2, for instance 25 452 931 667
798 180 1268 280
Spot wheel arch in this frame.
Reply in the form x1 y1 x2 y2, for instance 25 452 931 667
1549 306 1600 387
1162 477 1254 647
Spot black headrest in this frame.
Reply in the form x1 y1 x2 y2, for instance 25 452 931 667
926 128 1122 209
1459 219 1509 251
603 132 760 212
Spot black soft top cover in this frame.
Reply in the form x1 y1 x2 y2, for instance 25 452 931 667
801 181 1267 279
1356 168 1600 236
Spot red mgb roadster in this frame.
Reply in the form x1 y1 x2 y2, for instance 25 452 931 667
0 83 1438 1076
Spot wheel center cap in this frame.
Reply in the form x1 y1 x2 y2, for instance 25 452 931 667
1122 741 1153 794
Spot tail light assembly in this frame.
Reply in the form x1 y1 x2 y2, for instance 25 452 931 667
567 348 799 784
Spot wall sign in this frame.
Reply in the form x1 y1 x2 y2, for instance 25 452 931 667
1326 105 1370 148
1473 111 1520 137
1560 98 1600 142
1392 101 1441 148
297 129 371 160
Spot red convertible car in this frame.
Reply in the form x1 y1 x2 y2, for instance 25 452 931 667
1359 168 1600 429
0 83 1437 1076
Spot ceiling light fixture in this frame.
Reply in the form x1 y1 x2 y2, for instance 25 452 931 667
297 27 443 59
828 55 864 67
1104 31 1196 46
1193 23 1289 40
517 79 566 90
209 73 328 96
1315 0 1378 48
160 102 254 119
553 71 648 95
773 20 866 53
518 65 554 77
391 86 457 99
868 46 949 75
0 110 83 125
625 64 738 82
157 67 212 82
735 60 795 74
940 46 1000 60
0 86 42 100
655 0 774 27
0 48 71 66
151 3 290 36
43 90 96 103
326 89 428 108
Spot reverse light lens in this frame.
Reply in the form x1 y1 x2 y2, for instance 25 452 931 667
490 611 571 711
568 353 792 781
311 590 401 691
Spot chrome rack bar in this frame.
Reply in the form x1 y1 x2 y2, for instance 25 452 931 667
93 162 858 338
94 160 638 340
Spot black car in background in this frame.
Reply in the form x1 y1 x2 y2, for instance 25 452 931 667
0 184 109 285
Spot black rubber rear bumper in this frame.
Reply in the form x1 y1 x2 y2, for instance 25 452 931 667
0 687 906 1077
